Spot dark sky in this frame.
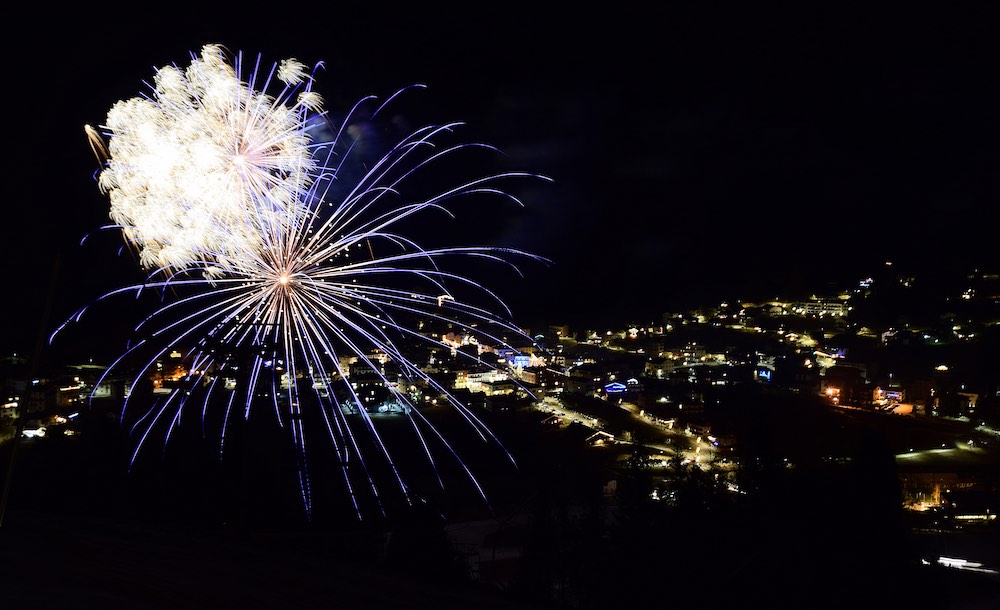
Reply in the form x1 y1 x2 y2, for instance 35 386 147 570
4 7 998 362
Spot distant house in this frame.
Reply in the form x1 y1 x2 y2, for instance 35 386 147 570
644 358 672 379
565 376 595 394
822 364 871 407
792 298 850 317
585 430 615 446
566 363 601 394
603 381 627 395
772 357 820 394
872 381 905 408
482 379 518 396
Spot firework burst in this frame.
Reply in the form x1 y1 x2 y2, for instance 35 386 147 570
57 44 549 519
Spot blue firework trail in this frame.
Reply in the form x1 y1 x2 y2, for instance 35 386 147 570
56 45 549 519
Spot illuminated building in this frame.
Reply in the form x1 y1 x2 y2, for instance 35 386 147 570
461 368 510 393
873 382 905 408
644 358 673 379
792 298 850 317
821 364 870 407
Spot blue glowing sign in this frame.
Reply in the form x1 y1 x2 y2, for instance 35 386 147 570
604 382 627 393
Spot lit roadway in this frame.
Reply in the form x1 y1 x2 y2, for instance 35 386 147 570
534 395 719 469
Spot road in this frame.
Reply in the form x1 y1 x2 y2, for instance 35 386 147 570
532 394 719 469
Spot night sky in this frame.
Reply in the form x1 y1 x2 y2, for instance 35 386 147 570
5 8 998 362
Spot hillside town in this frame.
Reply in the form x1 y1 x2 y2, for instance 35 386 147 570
3 263 998 601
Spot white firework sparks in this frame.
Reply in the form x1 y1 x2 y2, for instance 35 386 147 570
96 44 324 274
60 45 549 519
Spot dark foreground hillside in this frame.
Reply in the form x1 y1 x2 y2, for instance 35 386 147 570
1 401 998 609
